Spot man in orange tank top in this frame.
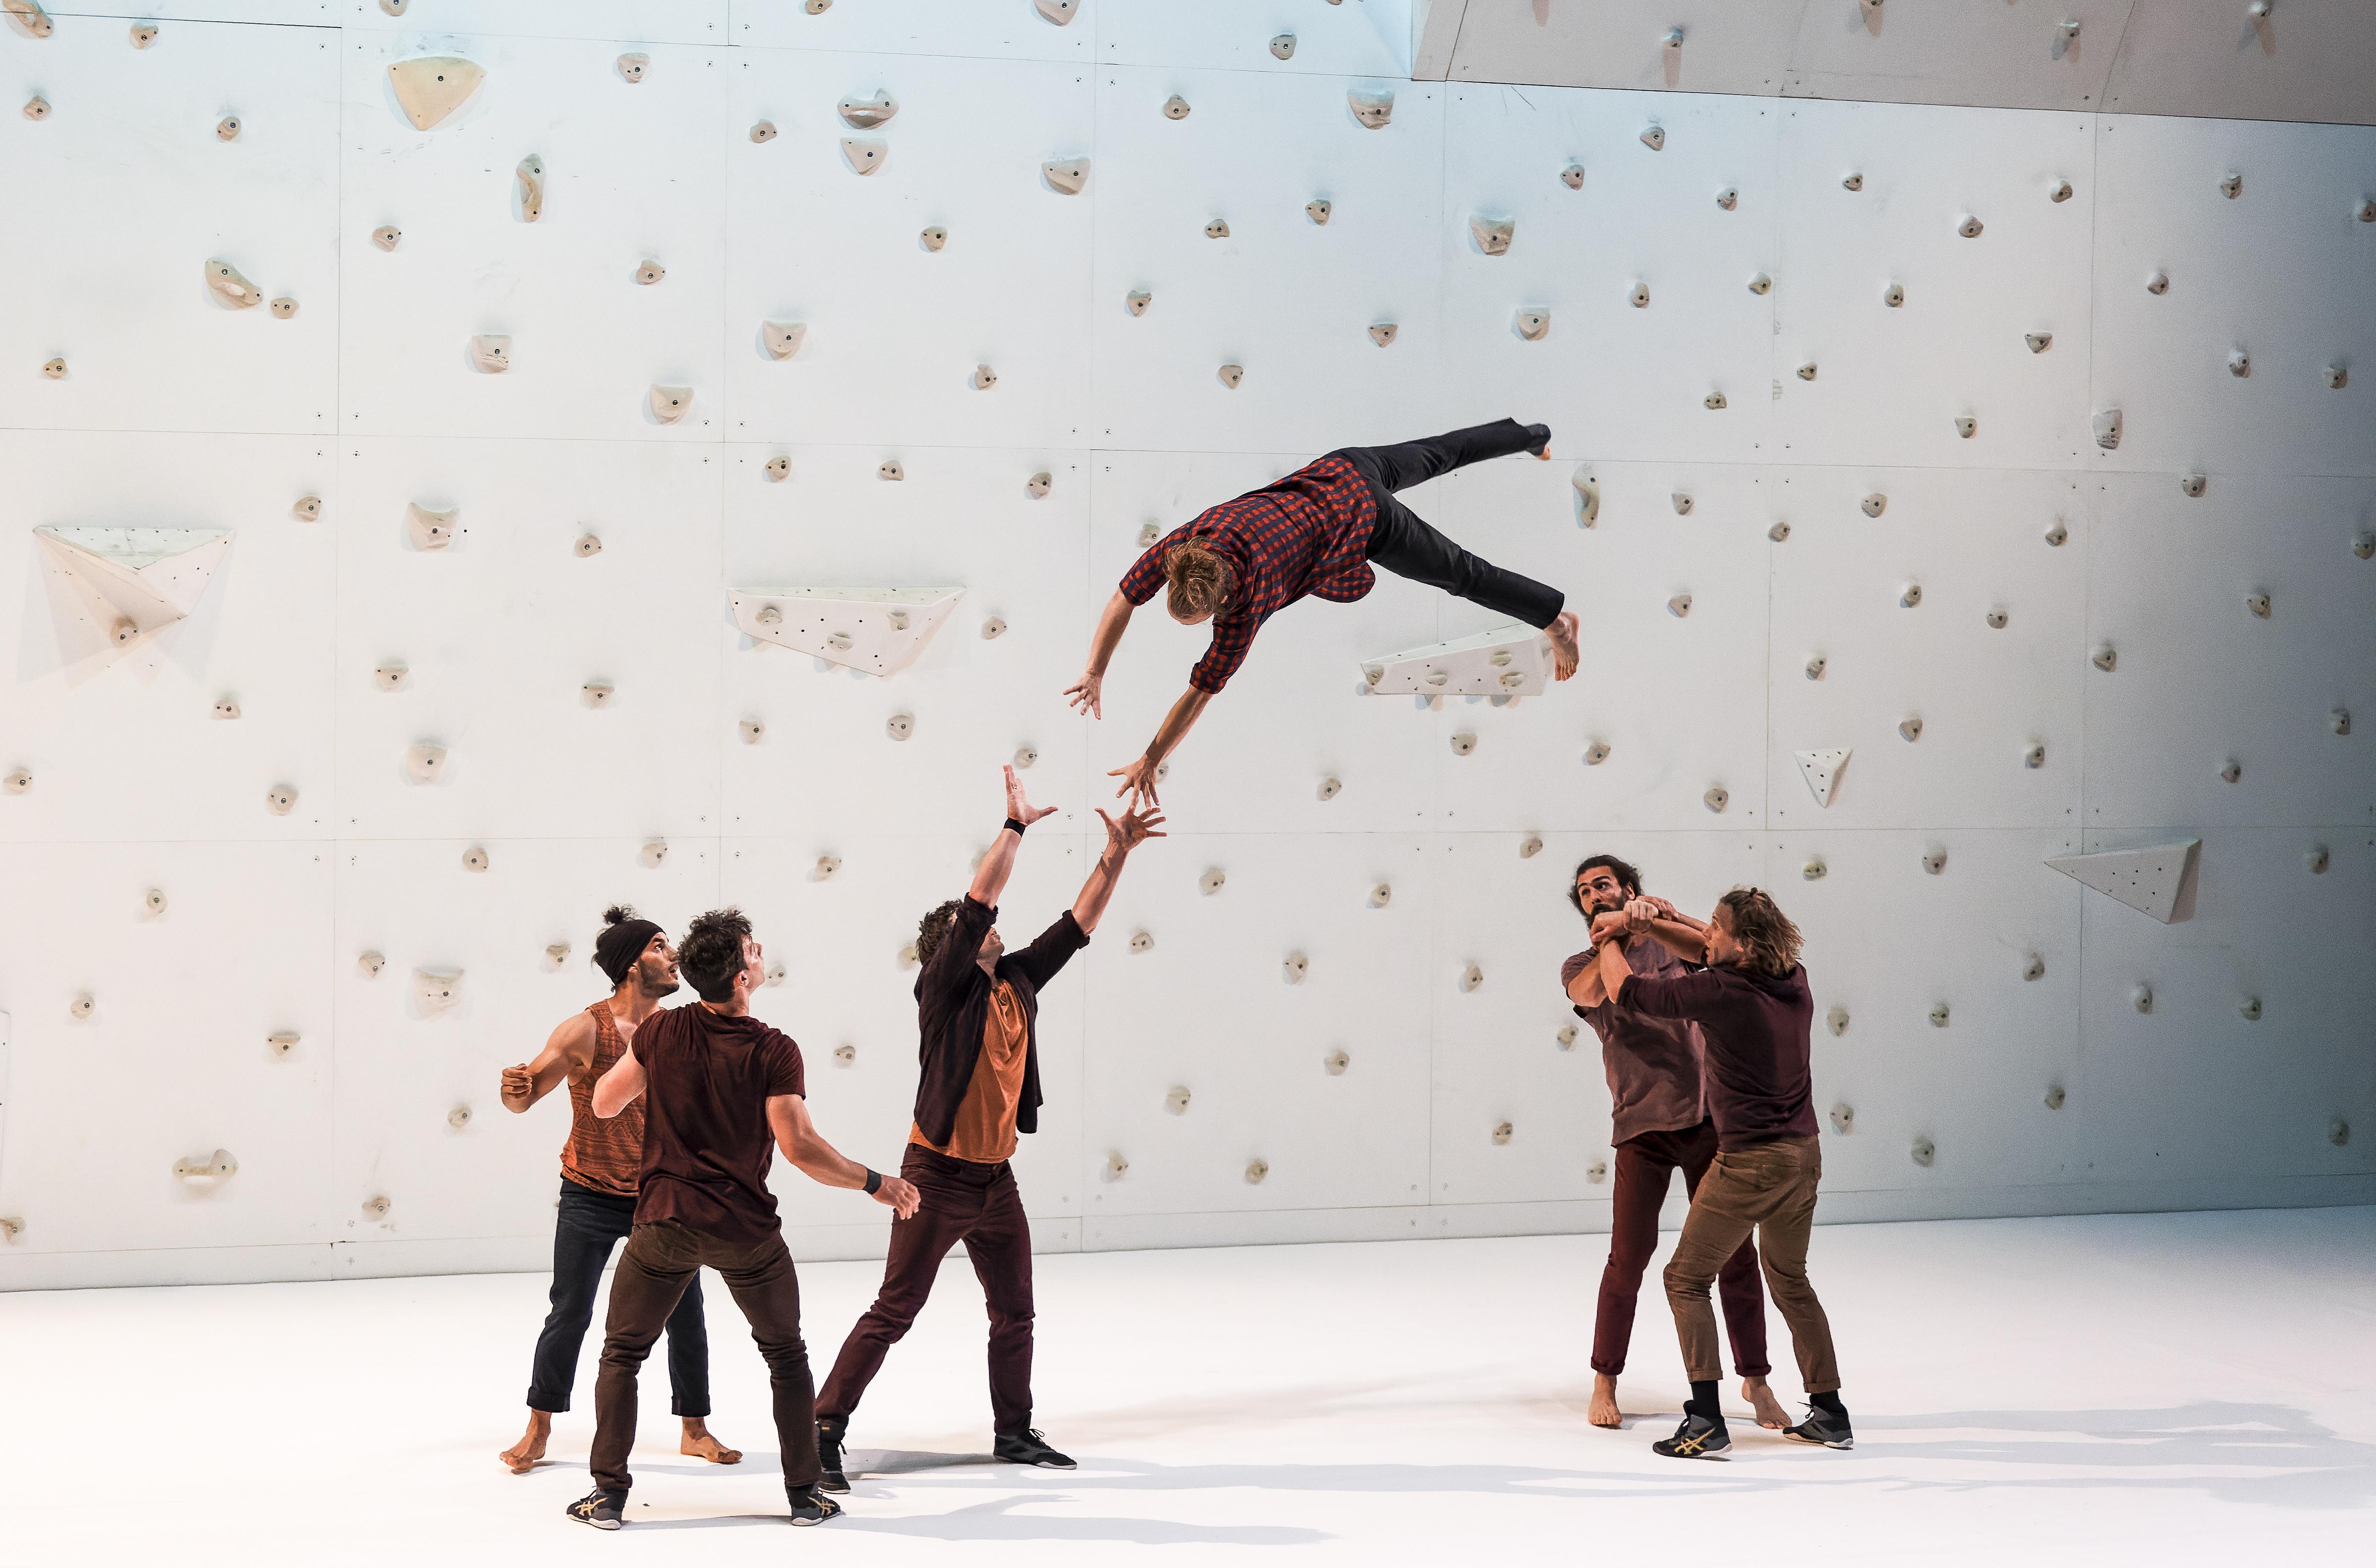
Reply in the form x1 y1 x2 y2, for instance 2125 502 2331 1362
814 766 1163 1490
495 907 738 1475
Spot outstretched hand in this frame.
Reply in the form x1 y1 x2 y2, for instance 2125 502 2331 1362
1096 804 1167 853
1003 763 1058 827
1109 755 1161 811
1063 671 1103 719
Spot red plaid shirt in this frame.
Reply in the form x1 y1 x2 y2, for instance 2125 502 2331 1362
1117 456 1378 693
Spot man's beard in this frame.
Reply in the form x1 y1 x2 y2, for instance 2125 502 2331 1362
1584 893 1628 917
637 964 681 998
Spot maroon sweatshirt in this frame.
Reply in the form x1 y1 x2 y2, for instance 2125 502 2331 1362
1616 962 1819 1152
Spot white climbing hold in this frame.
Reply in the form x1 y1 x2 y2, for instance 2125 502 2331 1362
973 364 998 391
1126 291 1151 316
2179 473 2207 498
1348 88 1394 129
1517 309 1550 342
1899 716 1924 742
1899 582 1922 609
649 385 693 424
361 1195 392 1221
1672 492 1694 516
1519 835 1544 860
1640 125 1665 151
1828 1005 1849 1036
841 138 886 175
1769 521 1791 542
750 120 776 143
921 226 947 251
1491 1121 1512 1144
1319 776 1341 800
2045 839 2199 923
372 224 401 252
740 718 764 744
1883 282 1904 308
1748 273 1772 295
731 587 962 676
359 951 384 979
1830 1103 1854 1133
2229 349 2251 378
2219 172 2242 200
766 456 790 482
2050 179 2073 202
1955 417 1977 440
640 840 668 867
1910 1137 1935 1168
2331 709 2351 736
388 56 485 132
1283 952 1308 984
217 115 242 142
1667 593 1692 618
2024 740 2046 769
406 501 457 549
1218 363 1244 389
212 697 240 721
1325 1049 1349 1074
2044 520 2069 546
1470 216 1513 256
2146 270 2170 295
2133 984 2153 1014
884 713 914 742
1957 215 1983 238
292 495 322 522
1027 471 1051 498
2092 408 2123 450
264 784 296 815
1704 392 1728 410
2092 643 2116 672
1369 882 1392 909
581 682 614 708
1271 34 1296 59
981 616 1007 639
515 155 544 221
1803 858 1826 880
1571 468 1597 524
1368 324 1399 348
1715 187 1737 211
1306 198 1331 225
131 22 156 46
1163 95 1190 120
1244 1159 1269 1184
1630 282 1650 308
1797 362 1817 382
2326 366 2348 390
42 357 64 379
839 91 896 128
174 1149 238 1181
1795 748 1850 808
1035 0 1076 22
1930 1003 1949 1028
762 321 807 360
2307 846 2329 874
2027 332 2053 353
461 846 488 872
1041 158 1089 195
403 743 447 784
412 968 462 1016
635 260 664 286
1843 172 1864 192
269 296 297 320
204 258 260 309
2240 996 2262 1022
2245 591 2271 620
1200 867 1227 896
1361 625 1555 698
616 53 646 83
2219 759 2242 784
469 334 510 374
575 534 602 558
1462 965 1485 993
33 526 230 666
1704 785 1729 814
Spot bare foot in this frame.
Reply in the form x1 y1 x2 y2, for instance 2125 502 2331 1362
1587 1372 1623 1428
1545 611 1580 681
501 1411 552 1474
680 1419 742 1465
1743 1376 1791 1430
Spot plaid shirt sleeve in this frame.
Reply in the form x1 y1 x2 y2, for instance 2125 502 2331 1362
1118 533 1173 607
1186 609 1257 693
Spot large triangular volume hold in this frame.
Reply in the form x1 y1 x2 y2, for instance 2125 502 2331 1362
35 526 232 664
1794 747 1851 808
388 56 486 131
2044 840 2200 923
730 587 965 677
1359 624 1553 698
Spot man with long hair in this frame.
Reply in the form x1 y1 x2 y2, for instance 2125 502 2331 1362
1066 419 1583 806
1591 887 1852 1460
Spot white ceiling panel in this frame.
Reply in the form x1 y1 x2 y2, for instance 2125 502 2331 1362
2103 0 2376 126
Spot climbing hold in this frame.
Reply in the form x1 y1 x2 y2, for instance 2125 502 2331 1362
1517 309 1550 342
1368 324 1398 347
1128 931 1153 955
1369 882 1391 908
2146 270 2170 295
212 697 241 721
1450 732 1477 757
885 713 913 741
406 501 457 549
268 296 297 320
1910 1137 1935 1168
145 887 167 917
174 1150 238 1181
1704 392 1728 410
1665 26 1685 51
1041 159 1089 194
2219 172 2242 200
574 534 602 558
1271 34 1296 59
1715 187 1737 211
462 846 489 872
358 951 384 979
639 841 668 868
1163 95 1189 120
1957 215 1983 238
204 259 260 309
2307 846 2328 874
1561 165 1585 190
2045 519 2069 546
2356 536 2375 560
2239 995 2262 1022
388 56 487 133
1828 1005 1849 1036
1283 952 1309 984
2359 199 2376 223
264 784 296 815
1863 493 1887 518
2024 741 2047 769
544 942 573 969
1703 785 1729 814
1930 1002 1950 1028
374 663 408 691
972 364 997 391
1748 273 1772 295
1137 523 1158 546
614 43 645 74
1987 609 2009 629
634 259 664 286
1584 741 1610 765
1842 172 1863 192
1165 1085 1190 1115
1770 521 1791 542
762 321 807 360
1325 1049 1349 1074
1899 583 1922 609
1126 291 1151 316
1026 471 1052 499
1883 282 1904 308
2219 759 2242 784
1921 846 1948 875
2092 408 2123 450
1557 1025 1579 1050
1796 748 1849 807
581 682 614 709
2245 591 2271 619
2326 366 2348 390
839 91 896 128
1797 362 1817 382
1218 364 1243 389
921 226 947 251
291 495 323 522
2331 709 2351 736
216 116 241 142
2092 644 2117 671
749 120 776 143
70 993 95 1020
1830 1103 1854 1133
842 138 887 175
380 0 405 11
131 23 156 46
2050 180 2073 202
1202 218 1232 240
812 854 842 881
1305 198 1331 225
447 1103 475 1130
403 743 447 784
1955 417 1978 440
982 616 1006 639
267 1029 300 1058
1319 776 1341 800
1672 492 1693 516
361 1195 392 1221
1640 125 1665 151
764 455 790 483
649 385 693 423
1461 964 1485 992
1520 835 1544 858
413 967 462 1016
1105 1151 1128 1179
1491 1121 1512 1145
22 96 49 120
1629 282 1650 308
1199 867 1225 896
1348 88 1394 129
2027 332 2052 353
2229 349 2251 378
42 357 64 379
2331 1118 2351 1148
1803 858 1826 880
1035 0 1076 22
740 718 763 744
2179 473 2207 498
1470 216 1513 256
1244 1159 1269 1185
2133 984 2153 1014
371 224 401 252
515 155 544 221
2046 839 2200 923
469 334 510 374
1667 593 1692 618
1571 469 1597 524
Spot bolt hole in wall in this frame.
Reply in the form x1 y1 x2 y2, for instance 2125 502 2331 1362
0 0 2369 1285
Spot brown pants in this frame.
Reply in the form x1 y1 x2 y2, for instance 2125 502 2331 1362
818 1144 1034 1434
1595 1120 1771 1378
591 1221 818 1495
1663 1134 1840 1394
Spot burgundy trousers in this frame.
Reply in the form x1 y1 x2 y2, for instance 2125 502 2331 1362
1593 1120 1772 1378
818 1143 1035 1435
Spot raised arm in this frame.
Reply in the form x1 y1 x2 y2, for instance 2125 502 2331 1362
1625 897 1712 964
1070 805 1167 934
590 1043 644 1119
1109 688 1212 810
502 1012 596 1113
970 763 1059 908
766 1093 920 1219
1064 590 1137 719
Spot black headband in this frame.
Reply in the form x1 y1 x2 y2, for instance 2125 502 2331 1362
594 917 663 985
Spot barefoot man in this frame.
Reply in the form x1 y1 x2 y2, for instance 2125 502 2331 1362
498 907 738 1474
816 767 1164 1490
1068 418 1583 806
1561 859 1787 1435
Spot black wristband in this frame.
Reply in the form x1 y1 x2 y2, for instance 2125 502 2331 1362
1003 817 1028 836
862 1168 882 1196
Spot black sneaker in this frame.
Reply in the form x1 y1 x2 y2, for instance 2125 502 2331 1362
1650 1410 1732 1461
1783 1404 1854 1450
816 1420 850 1494
565 1488 627 1529
1523 422 1552 455
993 1428 1077 1469
786 1488 842 1526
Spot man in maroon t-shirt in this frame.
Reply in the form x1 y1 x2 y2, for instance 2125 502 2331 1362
1065 418 1584 807
562 909 921 1530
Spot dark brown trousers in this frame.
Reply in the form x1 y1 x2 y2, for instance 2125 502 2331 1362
591 1221 818 1494
818 1144 1035 1434
1595 1120 1772 1378
1664 1134 1841 1393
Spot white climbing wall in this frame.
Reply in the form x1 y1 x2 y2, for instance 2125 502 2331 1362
0 0 2370 1289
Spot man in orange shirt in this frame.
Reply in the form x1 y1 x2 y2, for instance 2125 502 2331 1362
815 766 1163 1489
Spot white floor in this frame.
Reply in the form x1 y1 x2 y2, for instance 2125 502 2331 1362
6 1207 2371 1566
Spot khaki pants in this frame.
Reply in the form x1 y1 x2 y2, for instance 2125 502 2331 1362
1662 1135 1840 1393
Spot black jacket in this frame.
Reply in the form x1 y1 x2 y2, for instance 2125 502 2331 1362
911 894 1088 1148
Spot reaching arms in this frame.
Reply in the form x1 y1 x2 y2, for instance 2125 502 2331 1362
1070 805 1167 934
590 1043 644 1119
1109 687 1213 810
969 763 1059 908
1626 895 1710 963
766 1093 921 1219
1064 590 1137 720
502 1012 597 1113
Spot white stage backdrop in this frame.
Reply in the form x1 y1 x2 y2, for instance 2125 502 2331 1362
0 1 2370 1289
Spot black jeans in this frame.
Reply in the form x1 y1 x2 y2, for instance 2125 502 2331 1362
1327 418 1566 629
527 1178 710 1416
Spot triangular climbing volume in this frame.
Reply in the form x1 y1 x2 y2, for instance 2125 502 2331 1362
729 587 964 677
35 527 232 663
2044 840 2201 923
1793 748 1851 808
1360 625 1554 697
